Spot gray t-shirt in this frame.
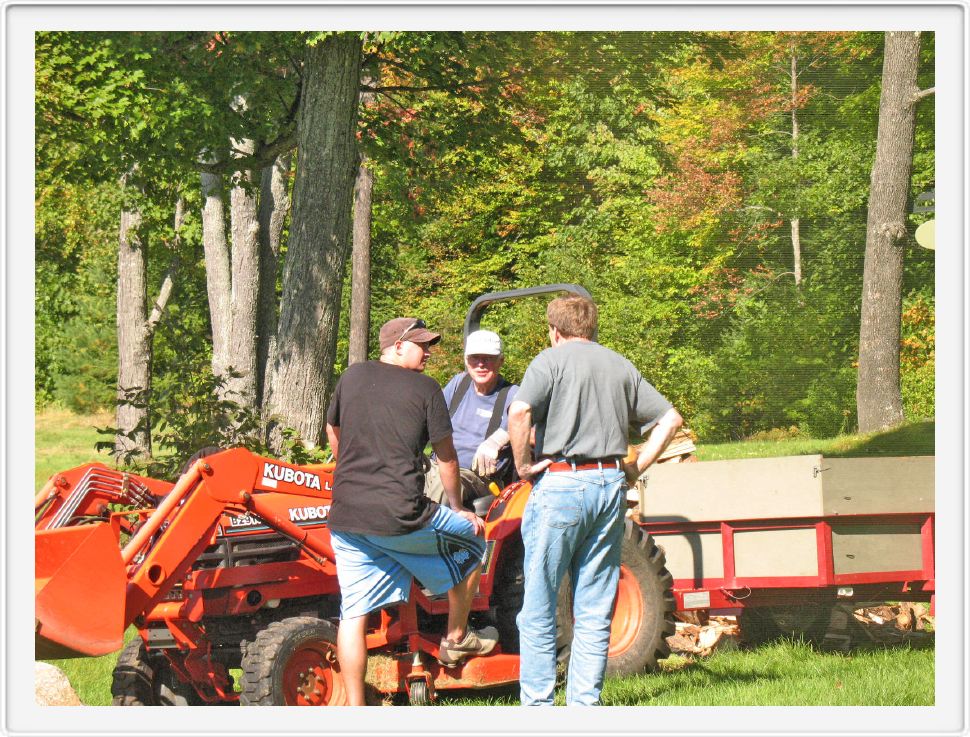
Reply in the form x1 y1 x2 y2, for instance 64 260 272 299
515 340 672 460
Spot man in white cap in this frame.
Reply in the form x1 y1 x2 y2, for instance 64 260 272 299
424 329 519 504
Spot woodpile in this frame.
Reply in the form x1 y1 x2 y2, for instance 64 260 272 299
853 603 934 642
656 428 699 464
35 662 81 706
666 614 741 656
665 604 934 657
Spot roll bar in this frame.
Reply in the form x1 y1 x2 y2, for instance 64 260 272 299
462 284 594 342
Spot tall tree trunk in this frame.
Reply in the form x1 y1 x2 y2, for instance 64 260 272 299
226 136 261 408
264 34 363 449
856 31 921 432
348 75 376 366
115 193 151 458
257 152 291 407
115 192 180 458
348 161 374 364
789 49 802 286
200 168 232 379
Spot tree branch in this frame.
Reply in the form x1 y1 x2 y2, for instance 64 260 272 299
741 205 782 216
146 258 178 337
912 86 935 103
366 81 475 94
197 131 296 176
366 73 509 96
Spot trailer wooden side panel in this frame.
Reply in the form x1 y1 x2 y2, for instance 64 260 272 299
641 455 824 522
653 532 724 580
830 522 925 574
734 528 819 577
821 457 935 515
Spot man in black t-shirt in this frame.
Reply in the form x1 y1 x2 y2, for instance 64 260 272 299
325 317 498 705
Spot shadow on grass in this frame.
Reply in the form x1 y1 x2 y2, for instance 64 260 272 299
825 420 935 457
601 659 778 705
429 682 519 706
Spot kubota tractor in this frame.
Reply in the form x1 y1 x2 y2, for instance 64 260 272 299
34 285 677 705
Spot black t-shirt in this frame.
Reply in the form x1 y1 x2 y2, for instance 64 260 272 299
326 360 453 536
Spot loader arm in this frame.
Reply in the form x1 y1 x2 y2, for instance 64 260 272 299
35 448 338 659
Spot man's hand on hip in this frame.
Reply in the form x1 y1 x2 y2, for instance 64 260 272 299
515 457 552 481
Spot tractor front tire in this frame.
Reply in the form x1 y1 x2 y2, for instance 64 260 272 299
558 519 677 677
111 639 202 706
239 616 347 706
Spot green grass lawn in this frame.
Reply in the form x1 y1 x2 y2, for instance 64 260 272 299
35 407 114 490
441 640 935 706
698 420 934 461
36 409 935 706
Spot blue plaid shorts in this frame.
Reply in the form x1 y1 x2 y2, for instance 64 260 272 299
329 505 486 619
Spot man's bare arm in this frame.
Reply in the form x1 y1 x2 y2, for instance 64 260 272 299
429 435 463 512
325 423 341 460
430 434 484 533
633 408 684 476
508 400 551 480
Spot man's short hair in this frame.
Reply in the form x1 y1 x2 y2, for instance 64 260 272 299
547 295 598 340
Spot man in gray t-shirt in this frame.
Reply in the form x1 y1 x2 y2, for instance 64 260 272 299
508 295 682 707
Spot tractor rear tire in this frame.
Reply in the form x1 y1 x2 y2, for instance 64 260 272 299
557 519 677 677
111 639 202 706
239 616 347 706
492 538 576 662
493 539 525 653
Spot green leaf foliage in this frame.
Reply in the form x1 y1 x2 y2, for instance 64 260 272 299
36 31 934 450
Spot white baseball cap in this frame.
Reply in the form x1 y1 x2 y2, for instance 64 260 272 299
464 329 503 357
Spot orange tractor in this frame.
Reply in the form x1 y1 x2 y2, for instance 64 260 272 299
35 285 677 705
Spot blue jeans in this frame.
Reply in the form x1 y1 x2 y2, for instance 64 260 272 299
517 466 626 705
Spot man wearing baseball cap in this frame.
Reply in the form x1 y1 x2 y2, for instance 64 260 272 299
424 329 520 505
325 317 497 705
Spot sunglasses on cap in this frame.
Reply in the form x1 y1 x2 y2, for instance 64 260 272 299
398 319 426 343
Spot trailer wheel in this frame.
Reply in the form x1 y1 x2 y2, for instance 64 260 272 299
111 639 202 706
240 616 347 706
740 604 852 647
557 519 677 676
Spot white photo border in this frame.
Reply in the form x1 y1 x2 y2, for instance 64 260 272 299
4 2 965 735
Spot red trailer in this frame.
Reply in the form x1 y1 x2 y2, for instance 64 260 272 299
633 453 935 645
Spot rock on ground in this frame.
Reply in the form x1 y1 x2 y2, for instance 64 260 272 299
35 662 81 706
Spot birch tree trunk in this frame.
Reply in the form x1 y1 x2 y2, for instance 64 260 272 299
856 31 921 432
115 193 181 458
226 137 261 408
264 34 362 449
115 197 151 457
789 49 802 286
200 168 232 379
257 152 291 406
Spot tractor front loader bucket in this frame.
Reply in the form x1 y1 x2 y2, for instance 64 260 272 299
35 523 127 659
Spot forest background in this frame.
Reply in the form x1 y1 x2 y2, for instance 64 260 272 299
34 30 935 471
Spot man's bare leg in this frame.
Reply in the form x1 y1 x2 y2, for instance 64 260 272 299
337 615 369 705
446 565 483 641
